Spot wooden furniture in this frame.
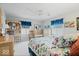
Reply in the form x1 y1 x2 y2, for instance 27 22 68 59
6 19 21 31
34 29 43 36
29 31 35 40
0 36 4 42
14 20 21 30
70 36 79 56
29 29 43 40
14 20 21 42
0 35 14 56
6 28 14 35
6 18 21 43
43 29 52 36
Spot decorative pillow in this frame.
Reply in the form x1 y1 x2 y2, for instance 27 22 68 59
52 36 74 48
61 36 75 47
52 36 63 47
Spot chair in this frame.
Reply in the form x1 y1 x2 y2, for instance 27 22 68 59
70 36 79 56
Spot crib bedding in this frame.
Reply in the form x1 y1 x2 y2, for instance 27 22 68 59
28 46 69 56
28 36 72 56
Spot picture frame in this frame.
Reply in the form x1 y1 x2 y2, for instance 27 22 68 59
76 17 79 30
64 21 75 28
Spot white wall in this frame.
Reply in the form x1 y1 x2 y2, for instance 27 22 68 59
30 20 43 29
6 15 43 41
43 11 79 37
20 19 43 41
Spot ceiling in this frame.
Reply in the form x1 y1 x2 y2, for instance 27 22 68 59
1 3 79 21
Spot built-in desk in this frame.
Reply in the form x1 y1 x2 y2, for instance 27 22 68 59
0 35 14 56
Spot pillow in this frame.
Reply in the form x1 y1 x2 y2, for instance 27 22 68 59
52 36 63 48
61 35 75 47
52 36 73 48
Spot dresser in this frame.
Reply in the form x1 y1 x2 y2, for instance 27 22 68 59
29 29 43 40
0 35 14 56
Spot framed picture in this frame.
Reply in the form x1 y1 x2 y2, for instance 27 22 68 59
76 17 79 30
64 21 75 28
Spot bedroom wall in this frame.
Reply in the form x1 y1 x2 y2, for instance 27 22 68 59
63 11 79 38
6 15 43 41
43 11 79 38
63 12 77 36
21 20 42 41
